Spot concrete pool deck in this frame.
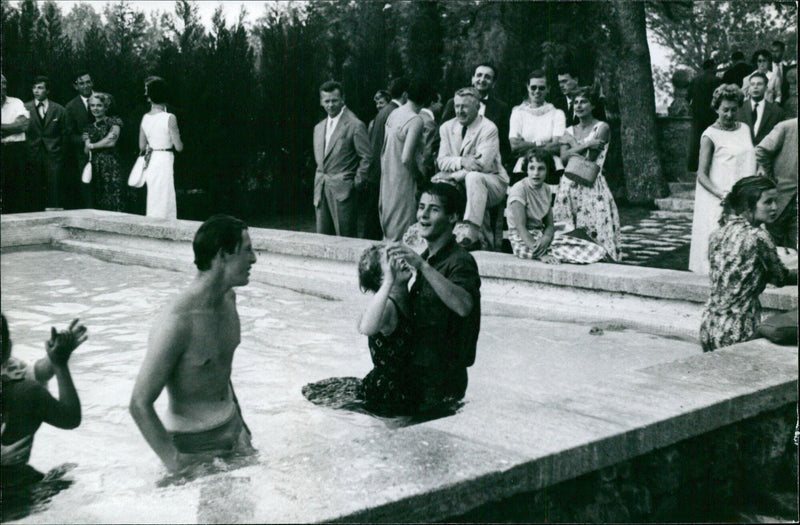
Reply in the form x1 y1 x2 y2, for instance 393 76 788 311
1 210 797 523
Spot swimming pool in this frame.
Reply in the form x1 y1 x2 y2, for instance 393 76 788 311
1 247 708 523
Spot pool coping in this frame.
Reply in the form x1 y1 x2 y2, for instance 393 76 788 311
2 210 796 312
2 211 798 523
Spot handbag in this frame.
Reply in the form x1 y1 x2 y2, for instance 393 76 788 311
128 155 146 188
563 154 599 187
81 152 92 184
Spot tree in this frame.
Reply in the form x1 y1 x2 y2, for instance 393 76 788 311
610 0 667 203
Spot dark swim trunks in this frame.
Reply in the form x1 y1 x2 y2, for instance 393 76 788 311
170 409 251 456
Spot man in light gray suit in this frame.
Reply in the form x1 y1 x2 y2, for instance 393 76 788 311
313 81 371 237
433 87 508 251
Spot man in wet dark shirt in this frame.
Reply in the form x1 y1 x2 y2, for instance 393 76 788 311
388 183 481 409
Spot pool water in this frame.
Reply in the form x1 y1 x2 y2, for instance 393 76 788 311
1 249 701 523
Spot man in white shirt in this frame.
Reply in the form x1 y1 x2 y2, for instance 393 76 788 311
64 71 96 209
738 72 784 146
312 81 371 237
25 76 68 211
1 73 30 213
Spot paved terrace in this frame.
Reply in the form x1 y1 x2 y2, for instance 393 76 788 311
1 210 797 523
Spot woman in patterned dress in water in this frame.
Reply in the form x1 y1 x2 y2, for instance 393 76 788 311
552 87 621 261
700 176 797 352
355 244 417 414
82 93 124 211
301 244 417 416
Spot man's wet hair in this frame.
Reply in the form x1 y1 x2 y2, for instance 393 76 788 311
193 214 249 271
32 75 51 91
73 70 91 83
420 182 465 218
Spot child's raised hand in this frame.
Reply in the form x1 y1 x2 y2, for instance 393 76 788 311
46 318 88 366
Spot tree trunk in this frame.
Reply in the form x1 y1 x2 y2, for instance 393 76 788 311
610 0 668 203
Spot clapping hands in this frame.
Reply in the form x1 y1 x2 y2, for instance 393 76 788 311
46 318 88 366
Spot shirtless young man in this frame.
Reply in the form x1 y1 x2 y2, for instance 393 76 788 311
130 214 258 472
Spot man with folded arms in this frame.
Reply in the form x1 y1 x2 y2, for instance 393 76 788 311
433 87 508 251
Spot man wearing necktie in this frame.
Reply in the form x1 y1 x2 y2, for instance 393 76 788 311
738 71 784 147
433 87 509 251
24 76 67 211
312 81 371 237
64 71 96 209
441 63 510 171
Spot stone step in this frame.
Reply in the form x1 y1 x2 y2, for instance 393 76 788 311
669 182 695 194
654 197 695 212
650 210 694 220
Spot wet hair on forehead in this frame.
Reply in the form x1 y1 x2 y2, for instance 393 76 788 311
420 182 465 217
357 243 385 293
32 75 51 91
193 214 249 271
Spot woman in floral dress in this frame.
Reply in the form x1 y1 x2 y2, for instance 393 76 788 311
552 87 621 261
82 93 124 211
700 176 797 352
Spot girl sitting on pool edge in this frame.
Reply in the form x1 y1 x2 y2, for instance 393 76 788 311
506 151 607 264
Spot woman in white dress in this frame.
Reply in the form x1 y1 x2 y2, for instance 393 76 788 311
139 78 183 219
508 70 566 184
688 84 755 274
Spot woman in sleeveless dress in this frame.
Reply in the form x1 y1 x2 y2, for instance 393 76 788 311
379 82 425 241
82 93 124 211
139 78 183 220
689 84 755 274
552 87 621 261
508 70 566 185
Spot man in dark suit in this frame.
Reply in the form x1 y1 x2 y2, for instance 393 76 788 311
442 63 510 169
64 71 95 209
687 60 722 171
25 76 67 211
313 81 371 237
721 51 753 87
552 65 607 126
737 72 784 146
362 77 408 240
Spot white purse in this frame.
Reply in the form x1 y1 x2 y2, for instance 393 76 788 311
81 152 92 184
128 155 146 188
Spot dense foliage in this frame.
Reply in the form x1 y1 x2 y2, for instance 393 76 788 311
8 1 785 215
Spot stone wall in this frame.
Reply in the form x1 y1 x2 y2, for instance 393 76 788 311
656 116 692 183
448 403 798 523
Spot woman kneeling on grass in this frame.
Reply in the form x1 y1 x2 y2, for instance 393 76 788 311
700 176 797 352
506 151 607 264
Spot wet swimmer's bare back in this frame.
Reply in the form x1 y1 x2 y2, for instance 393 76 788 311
130 215 257 472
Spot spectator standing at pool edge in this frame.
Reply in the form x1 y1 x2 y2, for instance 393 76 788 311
130 215 257 473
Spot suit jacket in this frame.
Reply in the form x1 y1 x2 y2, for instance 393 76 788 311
755 118 797 214
65 95 94 167
442 94 510 166
737 99 784 146
552 93 607 127
417 109 440 180
437 115 508 184
24 100 67 158
313 107 371 207
366 101 399 186
688 71 722 128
